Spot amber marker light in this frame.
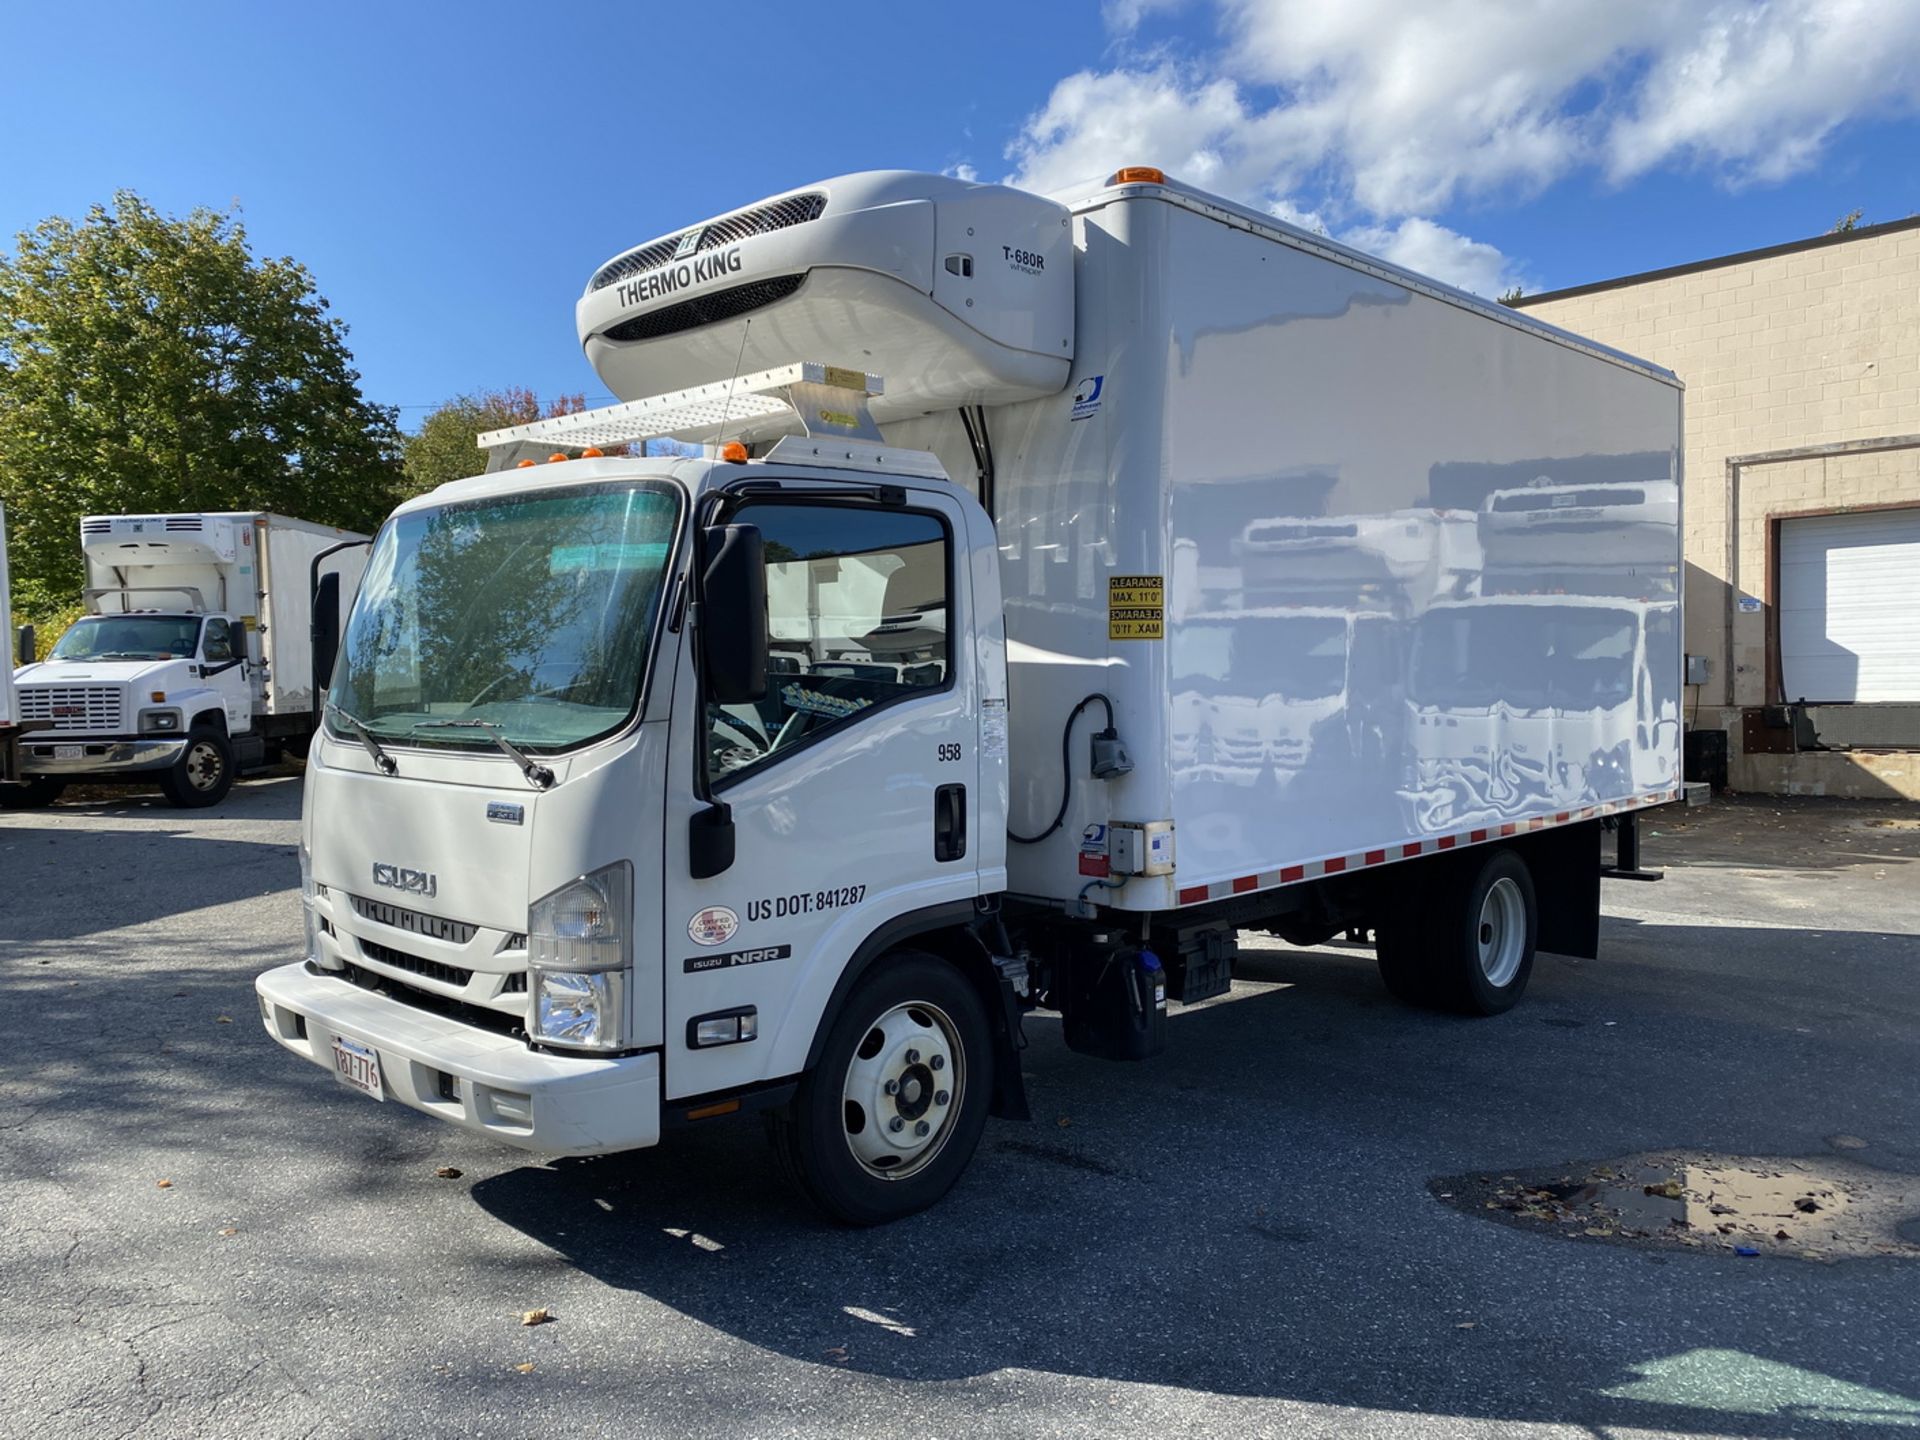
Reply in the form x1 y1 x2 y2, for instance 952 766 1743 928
719 442 749 462
1109 166 1166 184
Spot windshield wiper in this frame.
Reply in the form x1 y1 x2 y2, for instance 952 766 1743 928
327 703 398 776
411 720 555 790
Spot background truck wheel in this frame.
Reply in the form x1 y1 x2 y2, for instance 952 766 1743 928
0 778 67 810
1376 848 1538 1016
770 951 993 1226
160 727 235 808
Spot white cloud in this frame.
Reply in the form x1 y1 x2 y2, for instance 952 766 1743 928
1342 217 1527 296
1004 0 1920 292
943 162 981 183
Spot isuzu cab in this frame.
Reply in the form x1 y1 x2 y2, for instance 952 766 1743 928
256 169 1684 1223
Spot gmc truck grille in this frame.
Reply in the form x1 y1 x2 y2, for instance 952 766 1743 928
600 274 806 344
346 893 477 945
17 685 124 731
588 193 827 293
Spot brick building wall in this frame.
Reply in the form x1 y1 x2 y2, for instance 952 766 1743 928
1515 218 1920 798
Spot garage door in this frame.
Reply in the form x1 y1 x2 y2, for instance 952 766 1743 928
1778 509 1920 702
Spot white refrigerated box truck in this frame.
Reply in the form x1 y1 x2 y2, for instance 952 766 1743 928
6 512 369 809
256 168 1683 1223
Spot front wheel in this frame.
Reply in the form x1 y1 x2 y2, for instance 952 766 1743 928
0 777 67 810
770 952 993 1226
160 728 235 808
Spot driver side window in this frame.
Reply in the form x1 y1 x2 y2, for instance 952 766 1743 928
706 501 950 786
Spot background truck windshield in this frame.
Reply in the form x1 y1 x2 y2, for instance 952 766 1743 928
50 615 202 661
329 481 680 753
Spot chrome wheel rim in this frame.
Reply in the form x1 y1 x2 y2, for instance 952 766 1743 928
1477 876 1526 988
185 740 225 792
840 1001 963 1181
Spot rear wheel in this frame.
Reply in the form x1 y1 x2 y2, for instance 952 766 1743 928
771 952 992 1225
0 777 67 810
160 727 235 808
1376 848 1537 1015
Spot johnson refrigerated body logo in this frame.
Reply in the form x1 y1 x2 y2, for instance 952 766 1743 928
1070 374 1104 422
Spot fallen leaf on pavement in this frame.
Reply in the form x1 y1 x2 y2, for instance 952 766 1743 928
824 1346 850 1363
1455 1322 1477 1330
434 1167 463 1180
216 1015 233 1025
514 1363 536 1374
218 1227 238 1237
156 1179 173 1189
520 1308 552 1327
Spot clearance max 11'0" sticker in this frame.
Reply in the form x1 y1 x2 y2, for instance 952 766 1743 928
1108 574 1164 641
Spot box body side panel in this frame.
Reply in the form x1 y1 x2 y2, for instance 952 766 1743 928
898 193 1683 908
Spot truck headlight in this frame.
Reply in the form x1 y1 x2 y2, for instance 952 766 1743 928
139 708 182 733
527 862 632 1052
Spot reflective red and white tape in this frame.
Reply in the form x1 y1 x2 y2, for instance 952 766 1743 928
1174 786 1683 908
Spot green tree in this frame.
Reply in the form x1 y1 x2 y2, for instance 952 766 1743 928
1498 285 1526 306
0 191 401 621
400 387 587 498
1829 208 1864 233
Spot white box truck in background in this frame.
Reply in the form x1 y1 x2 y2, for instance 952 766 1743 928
5 512 368 809
0 504 39 788
256 168 1683 1223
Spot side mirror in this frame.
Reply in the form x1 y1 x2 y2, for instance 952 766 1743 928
699 524 768 704
16 625 34 666
311 572 341 715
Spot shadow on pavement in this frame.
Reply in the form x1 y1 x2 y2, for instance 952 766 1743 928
0 775 301 943
468 921 1920 1435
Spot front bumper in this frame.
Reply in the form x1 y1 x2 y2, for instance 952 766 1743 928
18 736 186 776
256 962 661 1156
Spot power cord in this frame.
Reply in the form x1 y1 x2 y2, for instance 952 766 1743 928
1008 693 1118 845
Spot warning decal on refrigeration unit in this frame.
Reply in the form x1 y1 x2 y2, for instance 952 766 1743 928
1108 574 1164 640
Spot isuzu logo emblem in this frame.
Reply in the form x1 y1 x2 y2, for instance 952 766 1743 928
372 863 437 898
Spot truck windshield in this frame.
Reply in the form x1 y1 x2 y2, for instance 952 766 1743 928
329 480 681 754
1410 604 1638 712
49 615 202 661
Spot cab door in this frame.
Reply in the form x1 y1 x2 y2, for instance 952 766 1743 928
199 617 253 734
660 485 982 1102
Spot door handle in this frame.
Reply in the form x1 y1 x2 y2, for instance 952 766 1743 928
934 783 967 862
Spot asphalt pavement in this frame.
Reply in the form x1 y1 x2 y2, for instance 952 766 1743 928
2 778 1917 1439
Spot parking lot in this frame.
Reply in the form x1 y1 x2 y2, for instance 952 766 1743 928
1 778 1916 1439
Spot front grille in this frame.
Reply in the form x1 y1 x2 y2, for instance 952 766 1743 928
336 963 521 1039
600 275 806 344
346 893 477 945
502 972 528 994
357 937 472 989
588 192 826 293
17 685 124 732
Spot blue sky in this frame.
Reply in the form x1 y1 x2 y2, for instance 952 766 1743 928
3 0 1916 428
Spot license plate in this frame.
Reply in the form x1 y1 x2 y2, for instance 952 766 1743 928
330 1035 385 1101
53 744 84 760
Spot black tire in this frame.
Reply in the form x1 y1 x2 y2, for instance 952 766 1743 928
1376 848 1537 1016
160 727 235 808
770 951 993 1226
0 777 67 810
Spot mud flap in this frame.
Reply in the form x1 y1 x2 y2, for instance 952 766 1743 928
1525 819 1602 959
988 955 1032 1122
